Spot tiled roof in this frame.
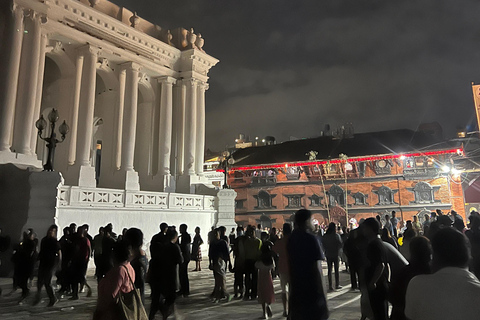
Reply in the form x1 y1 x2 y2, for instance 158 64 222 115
230 129 461 167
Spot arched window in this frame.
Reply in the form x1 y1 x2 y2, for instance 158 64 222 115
352 192 368 205
373 186 398 206
327 184 345 207
254 190 276 209
309 194 322 207
408 182 440 204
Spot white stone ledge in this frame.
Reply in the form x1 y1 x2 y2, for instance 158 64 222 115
58 185 216 211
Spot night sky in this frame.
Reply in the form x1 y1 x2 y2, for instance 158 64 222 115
114 0 480 151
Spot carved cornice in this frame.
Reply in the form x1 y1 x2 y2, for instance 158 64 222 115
157 76 177 85
183 77 200 87
122 61 143 72
96 57 110 70
77 44 101 57
44 0 181 69
48 39 63 53
198 81 209 91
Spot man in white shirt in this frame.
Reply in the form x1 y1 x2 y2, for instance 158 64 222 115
405 227 480 320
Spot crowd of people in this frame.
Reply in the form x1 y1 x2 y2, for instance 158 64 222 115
318 209 480 320
1 207 480 319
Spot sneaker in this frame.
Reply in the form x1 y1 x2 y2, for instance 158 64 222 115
266 305 273 318
335 285 343 290
328 287 334 293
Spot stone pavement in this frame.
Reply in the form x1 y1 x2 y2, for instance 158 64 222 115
0 261 361 320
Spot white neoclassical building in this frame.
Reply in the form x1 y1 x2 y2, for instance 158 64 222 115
0 0 236 273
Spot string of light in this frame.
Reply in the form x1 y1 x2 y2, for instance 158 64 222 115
217 148 464 173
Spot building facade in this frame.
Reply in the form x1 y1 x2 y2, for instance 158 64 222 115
0 0 235 274
226 129 466 229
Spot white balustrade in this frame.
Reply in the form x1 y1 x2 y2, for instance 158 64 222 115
57 185 215 211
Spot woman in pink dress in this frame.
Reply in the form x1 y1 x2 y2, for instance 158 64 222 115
93 241 136 320
255 243 276 319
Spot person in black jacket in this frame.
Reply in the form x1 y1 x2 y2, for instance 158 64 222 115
322 222 343 291
178 224 192 297
34 225 61 306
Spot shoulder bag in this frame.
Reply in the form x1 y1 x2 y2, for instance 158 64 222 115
117 265 148 320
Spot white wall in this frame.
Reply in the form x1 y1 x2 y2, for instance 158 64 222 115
56 207 215 255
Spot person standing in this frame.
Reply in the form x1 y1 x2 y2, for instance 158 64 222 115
34 225 61 307
208 227 232 302
12 229 38 302
390 236 432 320
232 226 246 298
466 214 480 279
384 215 394 236
255 243 275 319
178 224 192 297
69 225 91 300
272 223 291 317
191 227 204 272
361 218 390 320
149 228 183 320
92 227 104 282
243 225 262 300
124 228 148 303
93 241 138 320
322 222 343 291
391 211 399 237
288 209 328 320
412 216 421 236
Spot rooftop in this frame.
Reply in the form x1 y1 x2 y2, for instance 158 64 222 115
230 129 462 168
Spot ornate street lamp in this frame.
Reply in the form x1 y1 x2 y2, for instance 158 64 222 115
35 108 69 171
220 150 235 189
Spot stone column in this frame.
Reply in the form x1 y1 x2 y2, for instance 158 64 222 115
195 82 208 175
173 81 186 176
29 33 48 155
12 10 42 155
157 76 176 191
215 189 238 230
67 52 84 165
183 78 197 175
77 45 99 187
114 68 126 170
122 62 141 190
0 4 24 152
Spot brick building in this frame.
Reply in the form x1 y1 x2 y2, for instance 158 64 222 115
224 129 465 229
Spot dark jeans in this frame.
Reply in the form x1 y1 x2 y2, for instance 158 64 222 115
234 269 244 295
37 265 56 303
244 259 257 299
368 283 389 320
179 261 190 295
327 257 339 288
149 285 176 320
349 264 359 289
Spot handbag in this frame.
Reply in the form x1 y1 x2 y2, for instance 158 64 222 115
116 265 148 320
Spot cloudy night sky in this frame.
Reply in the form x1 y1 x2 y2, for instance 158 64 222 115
114 0 480 151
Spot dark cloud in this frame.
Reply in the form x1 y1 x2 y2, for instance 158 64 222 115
115 0 480 150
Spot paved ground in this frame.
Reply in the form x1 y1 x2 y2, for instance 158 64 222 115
0 261 362 320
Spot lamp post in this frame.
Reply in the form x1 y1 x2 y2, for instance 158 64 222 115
35 108 69 171
220 150 235 189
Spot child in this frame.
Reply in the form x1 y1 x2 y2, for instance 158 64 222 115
255 243 275 319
